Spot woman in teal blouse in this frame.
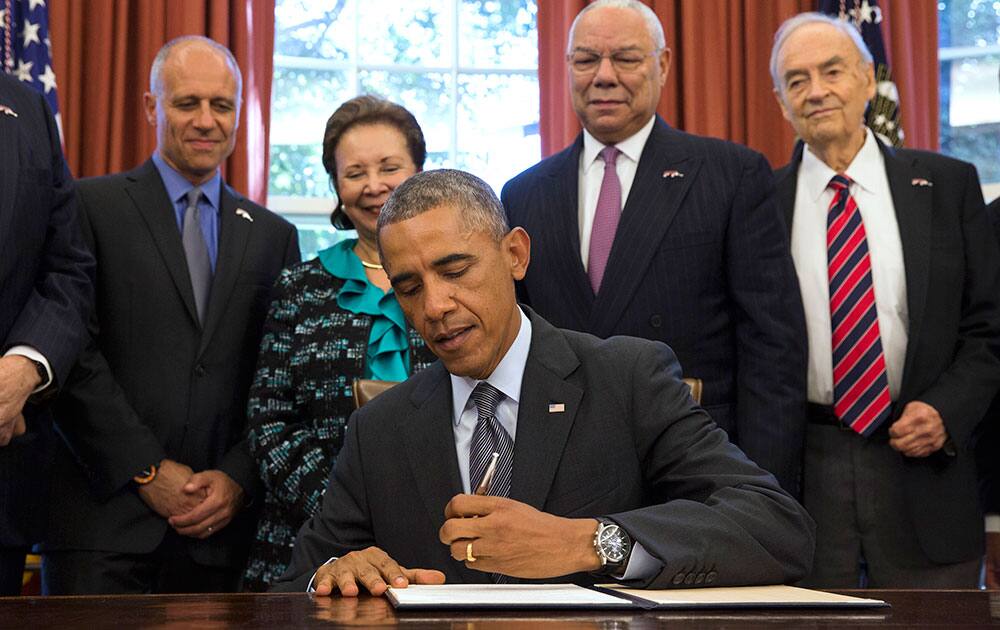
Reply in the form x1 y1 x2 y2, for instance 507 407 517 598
243 96 437 591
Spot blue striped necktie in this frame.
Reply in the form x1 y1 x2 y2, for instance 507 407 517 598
469 382 513 498
827 174 891 435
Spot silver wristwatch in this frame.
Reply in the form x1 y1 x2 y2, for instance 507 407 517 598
593 518 632 575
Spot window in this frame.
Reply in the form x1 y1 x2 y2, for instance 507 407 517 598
268 0 540 258
937 0 1000 196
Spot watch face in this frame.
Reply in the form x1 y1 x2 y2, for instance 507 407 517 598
598 524 628 563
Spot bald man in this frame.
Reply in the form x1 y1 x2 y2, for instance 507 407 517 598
41 36 300 594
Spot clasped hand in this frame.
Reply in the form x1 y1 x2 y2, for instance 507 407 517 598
888 401 948 458
312 494 599 597
137 459 244 538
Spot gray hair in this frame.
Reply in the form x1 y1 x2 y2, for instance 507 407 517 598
149 35 243 104
377 170 509 253
770 12 873 91
567 0 666 54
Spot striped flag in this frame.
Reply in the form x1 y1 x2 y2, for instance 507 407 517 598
818 0 904 147
1 0 61 136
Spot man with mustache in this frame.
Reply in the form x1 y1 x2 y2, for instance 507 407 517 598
502 0 807 499
273 168 815 595
772 12 1000 587
40 36 300 594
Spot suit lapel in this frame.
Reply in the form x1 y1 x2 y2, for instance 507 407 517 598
126 160 201 326
0 104 19 252
775 142 805 236
882 143 932 394
589 118 700 337
397 364 465 534
509 310 584 510
199 185 251 352
543 140 595 315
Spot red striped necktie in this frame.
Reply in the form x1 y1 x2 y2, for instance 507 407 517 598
827 174 892 436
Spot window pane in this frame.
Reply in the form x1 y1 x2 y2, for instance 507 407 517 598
270 68 350 197
288 218 352 260
459 0 538 68
938 0 1000 184
358 2 452 67
457 72 540 192
938 0 1000 48
359 70 453 167
274 0 355 61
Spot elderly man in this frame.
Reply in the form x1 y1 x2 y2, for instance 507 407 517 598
502 0 807 498
772 12 1000 588
273 169 814 595
40 36 300 594
0 73 93 595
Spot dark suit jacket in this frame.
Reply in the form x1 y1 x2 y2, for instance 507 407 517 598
0 73 93 548
501 117 807 497
775 138 1000 564
977 196 1000 516
41 160 300 568
274 308 815 592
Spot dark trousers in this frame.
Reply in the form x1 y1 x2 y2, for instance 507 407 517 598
0 547 27 596
800 420 980 588
42 531 240 594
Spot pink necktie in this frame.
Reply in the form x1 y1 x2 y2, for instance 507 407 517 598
587 146 622 294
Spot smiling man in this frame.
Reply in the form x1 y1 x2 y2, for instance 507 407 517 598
501 0 807 500
771 13 1000 588
40 36 299 594
273 169 815 595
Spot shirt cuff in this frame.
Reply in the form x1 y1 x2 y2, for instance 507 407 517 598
986 514 1000 533
4 346 53 393
619 541 660 581
307 557 338 593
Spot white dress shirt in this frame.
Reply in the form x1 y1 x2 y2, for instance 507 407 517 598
450 307 532 493
791 128 909 405
578 115 656 268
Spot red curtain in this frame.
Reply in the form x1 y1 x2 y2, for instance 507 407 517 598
538 0 939 167
48 0 275 204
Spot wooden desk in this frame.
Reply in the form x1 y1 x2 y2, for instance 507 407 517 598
0 589 997 628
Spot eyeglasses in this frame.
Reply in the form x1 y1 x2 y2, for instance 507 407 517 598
566 48 663 74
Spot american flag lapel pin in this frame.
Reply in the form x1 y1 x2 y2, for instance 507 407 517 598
548 402 565 413
0 104 17 118
662 169 684 179
236 208 254 222
911 178 933 187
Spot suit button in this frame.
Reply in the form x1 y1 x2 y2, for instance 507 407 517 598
706 571 717 584
195 364 207 377
672 573 685 585
695 572 706 584
649 314 663 328
684 573 696 585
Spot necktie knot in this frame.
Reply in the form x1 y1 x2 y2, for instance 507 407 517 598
186 186 203 210
599 145 620 166
828 174 852 193
470 381 504 420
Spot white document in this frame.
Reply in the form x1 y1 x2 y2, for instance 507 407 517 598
600 584 889 609
385 584 635 609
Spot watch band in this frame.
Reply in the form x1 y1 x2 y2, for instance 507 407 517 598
28 358 49 388
133 464 159 485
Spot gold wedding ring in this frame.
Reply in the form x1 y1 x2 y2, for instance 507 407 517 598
466 541 477 562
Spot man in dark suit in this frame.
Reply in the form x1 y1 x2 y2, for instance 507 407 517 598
771 13 1000 587
273 169 815 595
979 194 1000 588
40 36 300 594
0 72 93 596
501 0 807 497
